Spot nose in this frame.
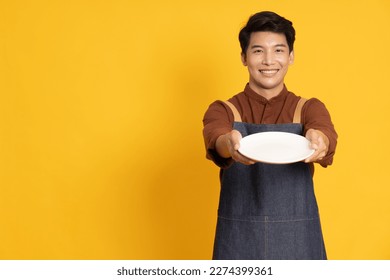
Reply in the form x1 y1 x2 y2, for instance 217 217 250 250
262 51 274 65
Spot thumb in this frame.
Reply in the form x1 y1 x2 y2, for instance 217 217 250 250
231 130 242 150
306 129 318 149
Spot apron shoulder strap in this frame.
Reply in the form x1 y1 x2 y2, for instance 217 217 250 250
223 98 306 123
293 98 308 124
223 100 242 122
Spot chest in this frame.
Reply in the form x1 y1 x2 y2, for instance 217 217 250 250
242 101 296 124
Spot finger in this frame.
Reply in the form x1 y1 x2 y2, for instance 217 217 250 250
305 130 328 163
318 151 326 159
227 142 250 164
307 138 318 151
230 130 242 150
234 151 256 165
229 131 255 165
305 149 326 163
315 138 327 157
309 138 323 158
305 154 316 163
310 135 321 148
310 143 319 151
305 147 321 163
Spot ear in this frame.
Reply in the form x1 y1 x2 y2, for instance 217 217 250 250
289 50 294 65
241 53 247 66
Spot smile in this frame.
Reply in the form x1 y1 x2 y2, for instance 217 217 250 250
259 69 279 74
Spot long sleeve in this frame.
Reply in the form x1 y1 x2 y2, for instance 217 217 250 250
202 101 235 168
302 98 338 167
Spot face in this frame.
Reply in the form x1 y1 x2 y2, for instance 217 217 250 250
242 31 294 98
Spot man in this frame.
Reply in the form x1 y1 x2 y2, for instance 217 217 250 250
202 11 337 259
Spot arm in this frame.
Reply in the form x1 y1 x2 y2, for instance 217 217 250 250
302 98 338 166
203 101 255 168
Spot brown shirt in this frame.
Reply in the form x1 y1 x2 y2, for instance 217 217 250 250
203 84 338 169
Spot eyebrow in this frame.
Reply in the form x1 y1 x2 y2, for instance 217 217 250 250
251 44 288 49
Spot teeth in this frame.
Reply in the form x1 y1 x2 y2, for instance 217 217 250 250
260 70 278 74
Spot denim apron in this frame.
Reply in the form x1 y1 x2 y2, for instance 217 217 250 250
213 98 327 260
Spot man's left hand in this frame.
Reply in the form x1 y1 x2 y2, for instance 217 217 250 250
304 129 329 163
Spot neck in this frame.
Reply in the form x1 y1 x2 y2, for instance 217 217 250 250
248 81 284 100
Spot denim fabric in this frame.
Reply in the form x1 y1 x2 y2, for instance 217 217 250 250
213 122 327 260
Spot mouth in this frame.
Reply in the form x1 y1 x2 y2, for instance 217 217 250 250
259 69 279 76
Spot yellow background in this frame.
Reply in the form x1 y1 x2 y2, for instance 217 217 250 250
1 0 389 259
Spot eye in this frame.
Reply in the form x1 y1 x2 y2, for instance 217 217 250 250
275 49 284 53
253 49 263 54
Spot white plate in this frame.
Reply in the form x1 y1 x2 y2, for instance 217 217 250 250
238 131 314 164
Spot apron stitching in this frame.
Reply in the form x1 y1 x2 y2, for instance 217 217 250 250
217 215 319 223
267 218 319 223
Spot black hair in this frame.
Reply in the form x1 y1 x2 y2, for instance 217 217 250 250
239 11 295 54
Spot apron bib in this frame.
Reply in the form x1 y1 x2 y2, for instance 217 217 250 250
213 99 327 260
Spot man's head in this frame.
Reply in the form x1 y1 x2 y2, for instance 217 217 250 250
239 11 295 55
238 12 296 97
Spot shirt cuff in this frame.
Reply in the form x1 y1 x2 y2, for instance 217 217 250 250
206 148 234 169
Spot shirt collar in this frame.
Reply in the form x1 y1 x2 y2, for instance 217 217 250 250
244 83 289 104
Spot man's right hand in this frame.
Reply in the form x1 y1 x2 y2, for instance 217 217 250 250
215 130 256 165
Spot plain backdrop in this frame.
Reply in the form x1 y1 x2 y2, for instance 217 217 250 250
1 0 389 259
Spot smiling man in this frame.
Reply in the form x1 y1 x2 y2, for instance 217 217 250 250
202 11 338 259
